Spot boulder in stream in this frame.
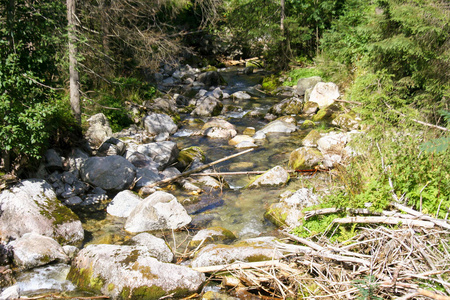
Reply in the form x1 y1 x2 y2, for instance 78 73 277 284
0 179 84 245
288 147 323 170
191 237 283 268
80 155 136 192
143 113 178 136
191 96 224 117
189 227 237 249
309 82 340 108
107 190 143 218
84 113 113 147
128 233 174 263
68 244 205 299
247 166 289 188
137 141 179 170
268 97 303 116
296 76 322 96
202 118 237 139
9 232 69 270
258 116 297 134
125 191 191 233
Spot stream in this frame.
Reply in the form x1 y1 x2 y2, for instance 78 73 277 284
14 67 333 298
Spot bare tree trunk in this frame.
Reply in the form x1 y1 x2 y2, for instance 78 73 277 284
67 0 81 124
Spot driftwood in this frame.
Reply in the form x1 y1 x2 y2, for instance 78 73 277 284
144 148 254 188
392 202 450 230
333 216 435 228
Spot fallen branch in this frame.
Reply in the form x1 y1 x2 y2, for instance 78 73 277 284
304 207 384 220
391 202 450 230
333 216 435 228
144 148 254 188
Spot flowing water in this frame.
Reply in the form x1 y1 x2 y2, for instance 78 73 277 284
13 67 333 297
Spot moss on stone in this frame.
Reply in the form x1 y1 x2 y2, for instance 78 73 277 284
67 265 105 293
120 285 190 300
264 203 288 227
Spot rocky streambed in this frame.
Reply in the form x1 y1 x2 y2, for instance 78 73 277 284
0 65 361 299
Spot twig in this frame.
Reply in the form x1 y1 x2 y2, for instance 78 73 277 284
333 216 435 228
144 148 254 188
391 202 450 230
192 260 282 273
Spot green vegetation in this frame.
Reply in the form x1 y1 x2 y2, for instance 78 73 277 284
283 67 324 86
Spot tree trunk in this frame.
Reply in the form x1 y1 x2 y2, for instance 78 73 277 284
67 0 81 124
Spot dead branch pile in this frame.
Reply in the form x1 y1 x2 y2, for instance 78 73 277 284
197 226 450 299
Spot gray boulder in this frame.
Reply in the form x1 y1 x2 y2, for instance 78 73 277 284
134 168 163 189
0 179 84 245
107 190 143 218
129 233 173 263
137 141 179 170
44 149 63 171
197 71 223 86
191 96 223 117
125 191 191 233
9 233 69 270
143 113 178 136
202 118 237 139
191 237 283 268
68 244 205 299
66 148 89 173
247 166 289 188
309 82 340 108
258 117 297 134
80 155 136 192
85 113 113 147
231 91 251 100
296 76 322 96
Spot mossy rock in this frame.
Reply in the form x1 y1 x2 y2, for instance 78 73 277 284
177 146 205 169
288 147 323 170
302 129 321 147
301 120 316 129
262 75 280 92
189 226 237 249
264 203 288 227
302 101 319 115
332 113 360 131
311 103 341 122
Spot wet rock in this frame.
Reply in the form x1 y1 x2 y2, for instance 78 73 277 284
80 155 136 192
243 127 256 135
125 191 191 233
161 167 181 179
0 285 19 299
231 91 251 100
332 113 360 131
79 188 109 212
258 117 297 134
189 227 237 249
309 82 340 108
191 96 224 117
135 168 163 189
269 97 303 116
296 76 322 96
191 237 283 268
288 147 323 170
107 190 143 218
247 166 289 188
85 113 113 147
197 71 223 86
302 129 321 147
137 141 179 170
9 233 69 270
68 244 205 299
44 149 63 171
243 66 254 75
202 118 237 139
177 146 205 170
143 113 178 136
228 135 255 146
184 197 225 215
97 137 127 157
0 179 84 245
265 188 319 228
252 131 266 140
235 141 258 148
129 233 173 263
195 175 228 190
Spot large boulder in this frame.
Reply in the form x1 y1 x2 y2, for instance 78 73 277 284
268 97 303 116
80 155 136 192
85 113 113 147
202 118 237 139
143 113 178 136
125 191 191 233
247 166 289 188
191 96 223 117
191 237 284 268
68 244 205 299
258 117 297 134
107 190 143 218
309 82 340 108
0 179 84 245
137 141 179 170
288 147 323 170
128 233 174 263
296 76 322 96
9 233 69 270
